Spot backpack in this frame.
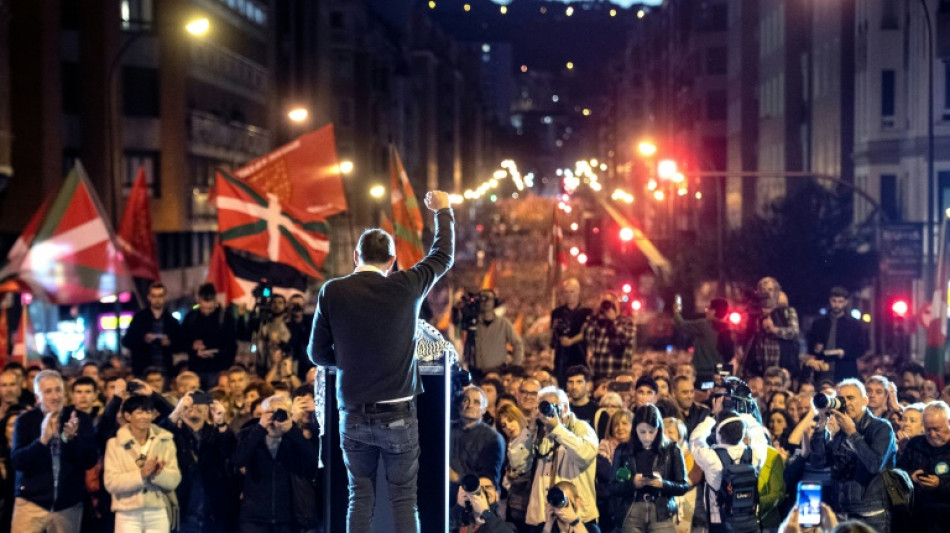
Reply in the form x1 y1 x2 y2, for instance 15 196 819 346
881 468 914 513
708 447 760 533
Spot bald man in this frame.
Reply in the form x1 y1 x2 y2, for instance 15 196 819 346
550 279 593 388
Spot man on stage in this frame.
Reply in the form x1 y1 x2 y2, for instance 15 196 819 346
309 190 454 533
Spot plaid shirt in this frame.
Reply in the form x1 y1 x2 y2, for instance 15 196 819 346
583 314 636 379
746 306 799 375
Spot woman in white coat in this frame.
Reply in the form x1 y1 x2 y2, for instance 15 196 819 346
104 395 181 533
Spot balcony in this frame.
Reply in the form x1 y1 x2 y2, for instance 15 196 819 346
188 39 268 103
187 109 270 164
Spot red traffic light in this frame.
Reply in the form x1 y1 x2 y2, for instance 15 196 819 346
619 227 634 242
891 300 909 317
631 299 642 312
577 253 588 265
728 311 743 326
621 283 632 294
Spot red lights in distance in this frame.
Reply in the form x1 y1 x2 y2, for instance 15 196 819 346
728 311 742 326
891 300 909 317
631 299 642 311
621 283 632 294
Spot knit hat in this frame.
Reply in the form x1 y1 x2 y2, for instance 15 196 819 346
635 376 658 393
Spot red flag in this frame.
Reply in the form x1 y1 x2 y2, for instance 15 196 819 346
480 262 497 291
379 211 395 237
234 125 347 217
117 166 160 280
12 305 36 365
389 145 425 269
215 170 329 279
0 162 135 304
0 308 7 368
548 203 567 290
206 242 247 306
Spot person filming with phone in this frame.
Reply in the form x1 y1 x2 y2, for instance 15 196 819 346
896 400 950 533
808 379 896 532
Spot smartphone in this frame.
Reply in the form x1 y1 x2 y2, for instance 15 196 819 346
608 381 633 392
797 482 822 527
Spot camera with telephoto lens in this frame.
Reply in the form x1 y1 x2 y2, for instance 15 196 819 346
711 376 759 418
538 400 560 419
271 408 289 423
546 486 569 509
126 381 143 394
813 392 846 411
459 473 482 525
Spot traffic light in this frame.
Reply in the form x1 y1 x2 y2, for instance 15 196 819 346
891 299 909 318
728 311 743 326
621 283 632 294
583 218 604 266
631 299 642 312
619 227 634 242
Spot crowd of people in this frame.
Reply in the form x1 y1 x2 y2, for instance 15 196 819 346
449 277 950 533
0 278 323 533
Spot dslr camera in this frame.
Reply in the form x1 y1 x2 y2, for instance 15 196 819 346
459 474 483 525
546 486 569 509
813 392 846 412
271 408 289 423
538 400 561 419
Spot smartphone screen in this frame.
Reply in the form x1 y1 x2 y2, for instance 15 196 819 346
797 482 822 527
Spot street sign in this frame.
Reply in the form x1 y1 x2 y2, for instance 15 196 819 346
881 224 924 278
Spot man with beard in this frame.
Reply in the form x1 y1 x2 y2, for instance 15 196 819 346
565 365 597 426
550 279 593 388
806 287 869 383
123 282 182 378
181 283 238 390
0 369 23 419
164 390 237 532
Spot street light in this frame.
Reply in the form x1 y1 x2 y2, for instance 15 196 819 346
637 141 657 157
184 18 210 36
287 107 309 123
657 159 677 180
106 16 211 225
339 160 354 175
369 185 385 199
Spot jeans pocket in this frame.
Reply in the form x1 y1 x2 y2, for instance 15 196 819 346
381 416 418 455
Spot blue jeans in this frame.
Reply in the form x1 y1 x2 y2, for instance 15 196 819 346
340 405 420 533
621 502 676 533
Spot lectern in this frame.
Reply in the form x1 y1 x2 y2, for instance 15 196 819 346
322 363 450 532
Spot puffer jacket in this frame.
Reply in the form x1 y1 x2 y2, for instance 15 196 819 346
609 438 690 523
104 424 181 512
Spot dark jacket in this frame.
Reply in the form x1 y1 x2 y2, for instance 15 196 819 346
161 419 238 526
806 314 868 382
897 435 950 514
122 308 182 377
11 406 98 510
810 410 896 514
180 306 237 374
309 208 454 407
608 439 690 523
450 421 506 486
232 424 320 525
682 403 711 438
96 392 174 453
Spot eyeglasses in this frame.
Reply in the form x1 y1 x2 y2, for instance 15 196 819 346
519 389 539 395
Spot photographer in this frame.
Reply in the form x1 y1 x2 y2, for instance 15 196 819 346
469 290 525 372
250 294 292 376
456 475 518 532
673 297 731 378
584 292 636 382
541 481 593 533
232 394 320 532
163 390 238 533
451 386 505 530
808 379 896 532
742 277 800 380
689 404 767 533
525 387 599 531
122 282 182 379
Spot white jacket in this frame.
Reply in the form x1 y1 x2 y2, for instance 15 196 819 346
688 415 767 524
104 424 181 512
525 414 599 525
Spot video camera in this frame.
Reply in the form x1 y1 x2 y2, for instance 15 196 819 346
252 279 274 321
710 376 760 419
456 292 482 333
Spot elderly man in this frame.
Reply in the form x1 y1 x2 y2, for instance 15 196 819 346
450 386 505 530
810 378 896 531
897 400 950 532
525 386 598 531
11 370 98 533
232 394 320 532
